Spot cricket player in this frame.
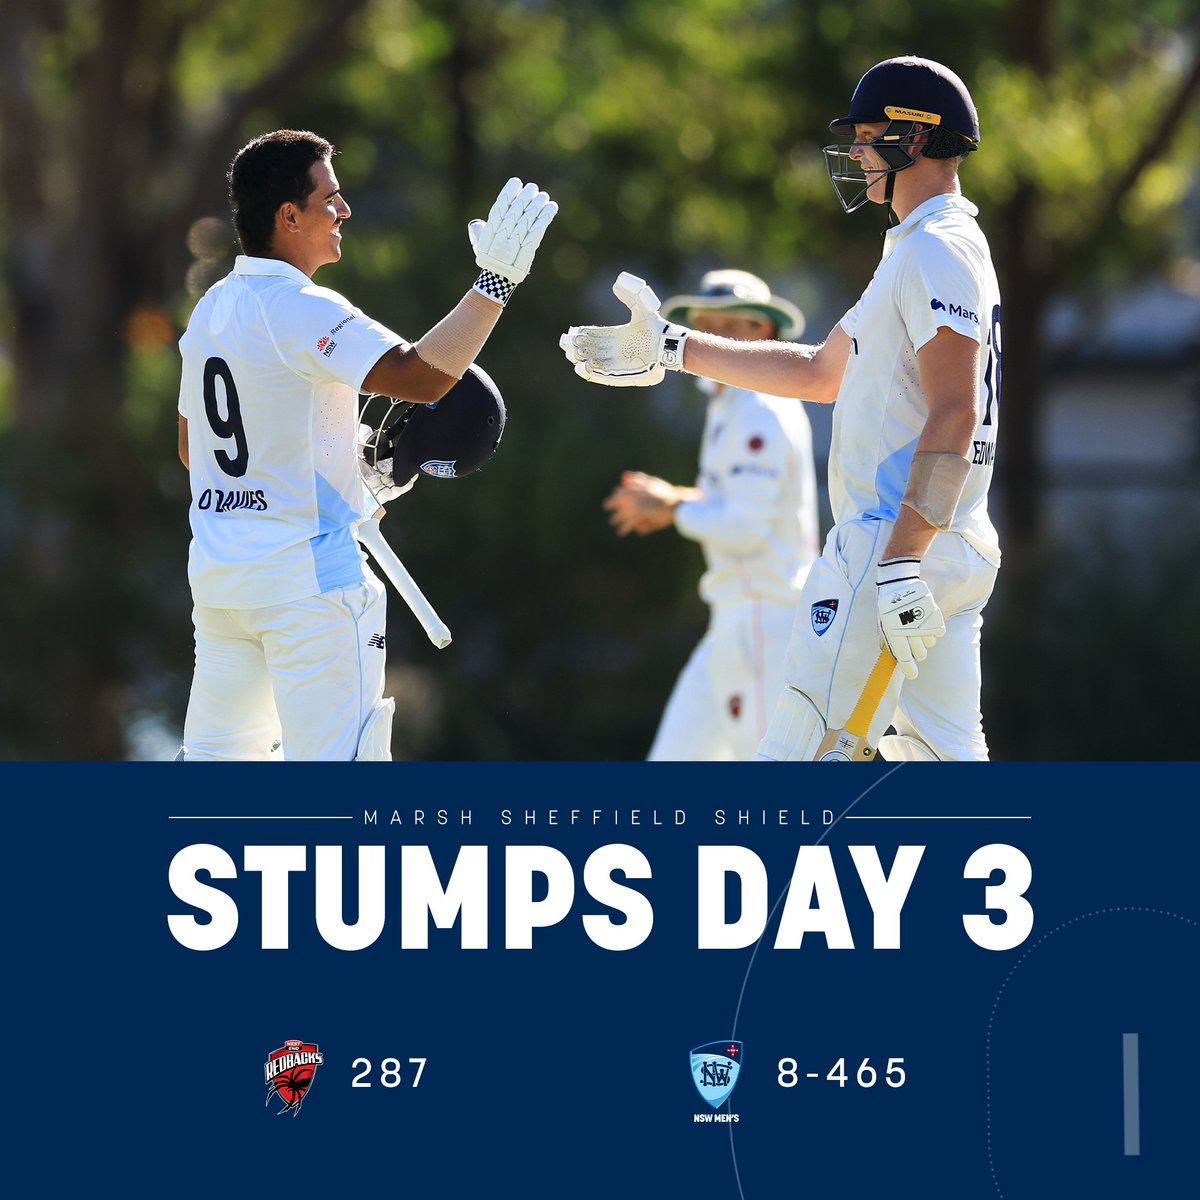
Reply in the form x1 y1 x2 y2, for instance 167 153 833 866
176 129 555 760
602 270 819 760
562 57 1001 761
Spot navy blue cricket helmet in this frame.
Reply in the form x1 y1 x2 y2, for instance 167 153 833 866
824 56 980 213
367 362 506 483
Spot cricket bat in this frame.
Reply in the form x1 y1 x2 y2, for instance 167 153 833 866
814 646 897 761
357 519 452 649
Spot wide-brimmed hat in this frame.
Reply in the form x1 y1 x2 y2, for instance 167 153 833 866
663 269 805 340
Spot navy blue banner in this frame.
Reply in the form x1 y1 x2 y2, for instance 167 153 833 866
8 764 1196 1198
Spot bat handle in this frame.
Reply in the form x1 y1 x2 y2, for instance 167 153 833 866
844 647 897 738
356 519 453 649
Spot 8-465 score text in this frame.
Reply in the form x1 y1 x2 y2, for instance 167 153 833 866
777 1057 906 1088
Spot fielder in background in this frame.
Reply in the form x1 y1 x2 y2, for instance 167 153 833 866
175 128 555 760
563 57 1001 762
602 270 820 760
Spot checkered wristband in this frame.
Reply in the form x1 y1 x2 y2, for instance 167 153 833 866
473 270 516 306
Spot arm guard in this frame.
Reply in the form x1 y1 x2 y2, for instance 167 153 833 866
900 451 970 531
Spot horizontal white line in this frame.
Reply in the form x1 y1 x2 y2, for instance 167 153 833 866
168 815 352 820
844 815 1031 820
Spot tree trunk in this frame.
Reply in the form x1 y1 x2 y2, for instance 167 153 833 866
996 181 1053 568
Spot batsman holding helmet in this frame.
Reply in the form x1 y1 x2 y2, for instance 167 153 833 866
176 129 555 760
563 57 1001 761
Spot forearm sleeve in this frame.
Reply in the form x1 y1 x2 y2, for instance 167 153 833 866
414 289 503 380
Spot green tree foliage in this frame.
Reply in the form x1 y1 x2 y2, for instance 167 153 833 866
0 0 1196 758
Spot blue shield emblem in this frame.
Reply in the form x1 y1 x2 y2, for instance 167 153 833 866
811 598 838 636
690 1040 743 1108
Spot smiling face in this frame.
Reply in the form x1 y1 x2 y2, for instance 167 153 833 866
824 117 943 216
276 159 352 276
849 122 896 206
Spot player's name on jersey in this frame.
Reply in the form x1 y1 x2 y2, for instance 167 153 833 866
971 437 997 466
166 841 1032 954
196 487 269 513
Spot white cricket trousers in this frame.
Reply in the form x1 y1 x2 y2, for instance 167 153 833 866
758 518 998 761
648 596 799 761
182 574 387 761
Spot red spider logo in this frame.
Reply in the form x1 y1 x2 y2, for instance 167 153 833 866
264 1040 323 1117
266 1064 316 1116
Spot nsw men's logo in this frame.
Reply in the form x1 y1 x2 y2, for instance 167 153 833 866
264 1039 323 1116
691 1040 742 1109
811 598 839 636
420 459 458 479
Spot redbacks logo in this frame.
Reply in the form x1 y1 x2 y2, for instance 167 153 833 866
264 1039 324 1116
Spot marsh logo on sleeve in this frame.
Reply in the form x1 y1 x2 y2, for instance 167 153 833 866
264 1039 324 1116
691 1040 742 1110
811 598 839 636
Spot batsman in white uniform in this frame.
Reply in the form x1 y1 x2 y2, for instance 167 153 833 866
562 57 1001 761
176 128 556 760
602 271 819 760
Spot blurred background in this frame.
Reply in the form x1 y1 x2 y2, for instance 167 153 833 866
0 0 1197 761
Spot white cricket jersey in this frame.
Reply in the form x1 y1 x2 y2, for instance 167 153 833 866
674 384 820 605
178 256 407 607
833 193 1002 566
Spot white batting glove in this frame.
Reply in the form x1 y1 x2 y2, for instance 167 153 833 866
876 557 946 681
357 423 416 505
468 177 558 304
559 273 691 387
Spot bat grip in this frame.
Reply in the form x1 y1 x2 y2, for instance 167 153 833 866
845 647 897 737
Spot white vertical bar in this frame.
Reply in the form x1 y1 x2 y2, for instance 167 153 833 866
1123 1032 1140 1156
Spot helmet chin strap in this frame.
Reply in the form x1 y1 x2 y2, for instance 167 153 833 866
876 121 925 224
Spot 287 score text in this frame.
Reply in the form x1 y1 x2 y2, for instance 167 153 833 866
350 1056 427 1088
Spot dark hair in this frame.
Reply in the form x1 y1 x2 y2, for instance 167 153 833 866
227 129 335 257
